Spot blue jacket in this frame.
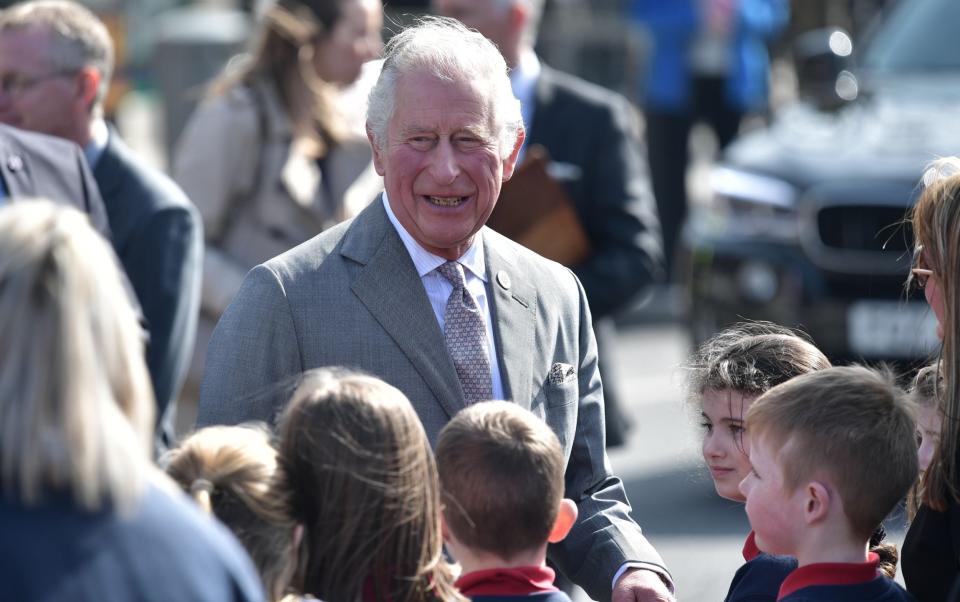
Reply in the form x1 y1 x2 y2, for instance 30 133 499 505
629 0 789 112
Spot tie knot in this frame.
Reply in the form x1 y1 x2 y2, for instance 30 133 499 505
437 261 466 289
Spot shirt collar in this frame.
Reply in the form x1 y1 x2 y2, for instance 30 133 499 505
83 118 109 169
742 531 761 562
777 552 880 600
455 565 558 597
381 193 487 281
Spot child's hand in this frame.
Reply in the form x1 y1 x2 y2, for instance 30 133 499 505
612 568 675 602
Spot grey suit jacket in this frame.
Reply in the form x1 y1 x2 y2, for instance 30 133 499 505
198 198 668 599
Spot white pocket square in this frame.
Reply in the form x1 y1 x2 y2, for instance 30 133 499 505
548 362 576 385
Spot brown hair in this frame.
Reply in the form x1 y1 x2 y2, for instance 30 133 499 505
163 425 295 602
436 401 565 561
275 368 463 602
688 321 831 399
212 0 352 153
909 157 960 510
747 366 918 542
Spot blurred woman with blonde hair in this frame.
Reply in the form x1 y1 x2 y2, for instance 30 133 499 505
0 201 263 601
174 0 384 396
165 425 298 602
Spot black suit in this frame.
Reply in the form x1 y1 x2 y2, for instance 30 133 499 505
93 128 202 449
527 66 663 318
525 65 664 445
0 123 109 236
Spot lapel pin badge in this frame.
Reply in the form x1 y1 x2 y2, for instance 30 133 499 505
496 270 511 290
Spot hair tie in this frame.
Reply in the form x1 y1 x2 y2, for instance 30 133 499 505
190 478 215 496
869 525 887 547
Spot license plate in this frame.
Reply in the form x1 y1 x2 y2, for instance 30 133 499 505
847 301 940 358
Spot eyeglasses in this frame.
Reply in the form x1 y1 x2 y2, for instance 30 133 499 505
912 246 936 289
0 70 75 96
912 267 934 289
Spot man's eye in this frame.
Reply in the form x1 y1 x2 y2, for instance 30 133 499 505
408 137 434 150
456 136 483 148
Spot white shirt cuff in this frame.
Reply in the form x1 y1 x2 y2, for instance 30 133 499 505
612 562 675 594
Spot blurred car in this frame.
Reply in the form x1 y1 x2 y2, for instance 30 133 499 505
685 0 959 362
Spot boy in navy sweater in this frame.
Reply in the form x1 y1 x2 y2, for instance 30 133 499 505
739 366 918 601
436 401 578 602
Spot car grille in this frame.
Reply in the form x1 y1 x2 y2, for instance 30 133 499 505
816 205 912 254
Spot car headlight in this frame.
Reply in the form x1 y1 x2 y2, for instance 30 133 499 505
692 167 800 242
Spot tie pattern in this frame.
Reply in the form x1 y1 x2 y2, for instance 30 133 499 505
437 261 493 404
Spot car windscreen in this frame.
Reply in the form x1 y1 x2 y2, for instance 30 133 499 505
863 0 960 73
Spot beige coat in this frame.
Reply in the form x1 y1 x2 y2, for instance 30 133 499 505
174 78 381 318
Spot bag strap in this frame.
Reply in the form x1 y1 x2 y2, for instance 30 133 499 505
211 83 269 246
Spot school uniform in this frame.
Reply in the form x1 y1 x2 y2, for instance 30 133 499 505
776 553 915 601
456 565 571 602
725 531 798 601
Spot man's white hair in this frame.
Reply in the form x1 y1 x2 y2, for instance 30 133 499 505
0 0 113 114
366 16 522 159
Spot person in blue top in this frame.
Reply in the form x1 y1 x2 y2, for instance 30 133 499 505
686 321 829 601
628 0 789 277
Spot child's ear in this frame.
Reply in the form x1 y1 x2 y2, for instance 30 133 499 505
547 499 578 544
440 510 452 544
803 481 830 525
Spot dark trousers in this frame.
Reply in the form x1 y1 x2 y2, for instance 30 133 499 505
645 75 743 279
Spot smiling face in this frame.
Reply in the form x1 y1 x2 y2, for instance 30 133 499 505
701 388 756 502
370 68 522 259
738 436 804 556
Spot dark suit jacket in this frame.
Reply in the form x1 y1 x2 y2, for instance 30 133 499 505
527 66 663 318
0 123 109 236
93 128 202 445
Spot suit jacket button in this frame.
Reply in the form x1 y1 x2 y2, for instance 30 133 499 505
496 270 511 290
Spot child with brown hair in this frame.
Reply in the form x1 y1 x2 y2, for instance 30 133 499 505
740 366 918 601
688 322 831 601
164 425 297 602
435 401 579 602
275 368 463 602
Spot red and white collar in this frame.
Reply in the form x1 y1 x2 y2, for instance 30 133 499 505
777 552 880 600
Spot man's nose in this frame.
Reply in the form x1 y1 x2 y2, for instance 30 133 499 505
429 139 460 184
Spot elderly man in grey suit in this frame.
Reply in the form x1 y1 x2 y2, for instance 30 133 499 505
199 17 673 602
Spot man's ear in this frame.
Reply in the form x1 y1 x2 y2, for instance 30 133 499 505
76 67 101 112
501 126 525 181
547 498 578 544
803 481 830 526
366 124 386 176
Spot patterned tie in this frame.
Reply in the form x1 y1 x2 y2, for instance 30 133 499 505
436 261 493 404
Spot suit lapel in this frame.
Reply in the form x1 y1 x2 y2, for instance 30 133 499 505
91 127 121 199
485 229 536 410
346 201 466 419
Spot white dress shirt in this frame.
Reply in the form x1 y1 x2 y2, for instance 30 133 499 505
382 193 505 401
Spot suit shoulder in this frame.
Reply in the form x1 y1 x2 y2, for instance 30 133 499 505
99 134 193 211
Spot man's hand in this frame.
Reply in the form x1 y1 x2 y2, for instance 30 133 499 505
612 568 675 602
